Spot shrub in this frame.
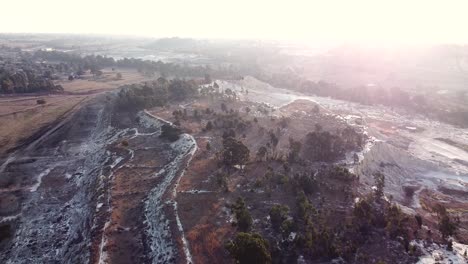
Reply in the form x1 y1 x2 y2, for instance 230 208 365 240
36 99 46 105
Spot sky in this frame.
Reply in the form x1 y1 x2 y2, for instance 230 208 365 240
1 0 468 44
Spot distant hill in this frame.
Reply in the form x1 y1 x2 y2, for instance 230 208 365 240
143 37 200 51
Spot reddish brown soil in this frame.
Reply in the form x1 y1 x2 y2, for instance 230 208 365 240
418 189 468 243
90 139 168 264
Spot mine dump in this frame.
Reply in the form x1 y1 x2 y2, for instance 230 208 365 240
1 2 468 264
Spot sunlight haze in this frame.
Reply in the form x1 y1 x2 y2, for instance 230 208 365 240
1 0 468 43
1 1 468 263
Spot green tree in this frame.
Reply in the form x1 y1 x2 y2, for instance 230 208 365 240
204 73 212 84
226 232 271 264
222 137 250 168
159 124 181 142
256 146 267 161
353 153 359 164
221 102 227 112
205 121 213 130
415 214 423 228
232 197 253 232
353 198 373 233
313 105 320 114
385 204 407 238
435 204 457 240
269 204 289 231
288 137 302 162
373 172 385 201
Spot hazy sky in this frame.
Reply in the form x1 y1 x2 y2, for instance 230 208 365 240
1 0 467 44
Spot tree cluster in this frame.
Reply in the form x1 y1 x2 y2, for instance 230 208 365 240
116 78 197 110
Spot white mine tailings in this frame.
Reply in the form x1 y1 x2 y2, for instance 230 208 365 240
142 111 197 264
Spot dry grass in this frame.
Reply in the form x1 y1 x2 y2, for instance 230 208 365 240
57 68 152 93
0 69 149 156
0 95 87 155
